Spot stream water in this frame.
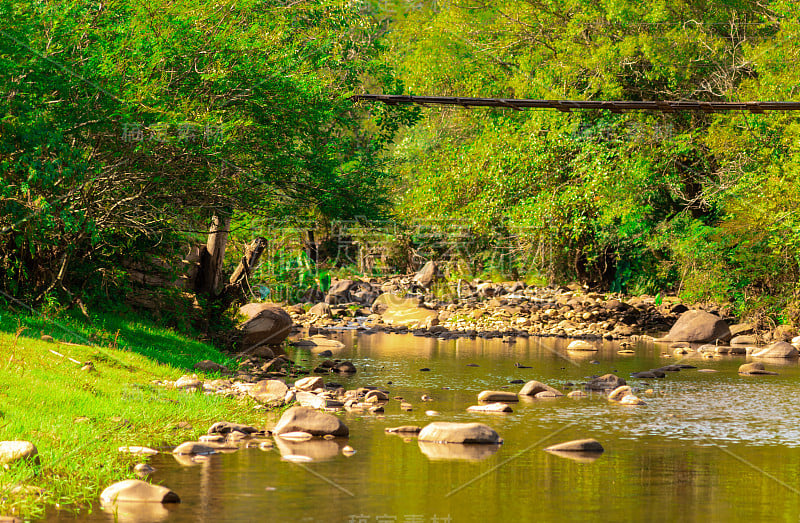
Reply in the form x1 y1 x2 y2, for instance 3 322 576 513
52 332 800 522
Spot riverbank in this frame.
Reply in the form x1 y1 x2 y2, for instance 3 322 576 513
0 312 263 520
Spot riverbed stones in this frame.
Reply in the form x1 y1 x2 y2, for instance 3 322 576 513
0 441 38 467
738 362 779 375
418 422 502 444
277 431 314 442
295 391 327 409
100 479 180 504
518 380 563 397
249 379 289 404
544 439 604 453
272 406 349 437
585 374 626 391
238 302 293 346
752 341 799 359
663 310 731 343
467 403 513 413
477 390 519 402
134 463 156 477
567 390 588 398
172 442 216 455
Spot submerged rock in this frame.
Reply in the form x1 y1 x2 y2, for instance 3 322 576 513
585 374 626 391
467 403 513 413
384 426 422 434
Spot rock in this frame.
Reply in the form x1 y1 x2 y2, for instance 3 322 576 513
738 362 779 375
664 310 731 343
294 335 345 349
272 406 349 437
172 442 216 455
332 361 357 374
477 390 519 402
585 374 626 391
413 261 438 288
294 376 324 392
566 340 598 351
607 385 632 401
100 479 180 504
534 391 561 399
207 422 259 436
134 463 155 476
174 374 202 391
730 335 757 345
545 439 604 452
308 302 332 318
251 345 275 359
567 390 588 398
630 370 665 379
193 360 228 373
467 403 513 413
249 379 289 404
425 410 441 416
384 426 422 434
518 380 563 397
418 422 502 444
0 441 38 467
771 325 797 342
295 391 327 409
118 446 158 456
238 303 293 346
364 390 389 401
342 445 356 456
752 341 799 359
619 395 646 405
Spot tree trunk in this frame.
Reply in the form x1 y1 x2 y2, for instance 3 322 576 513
199 211 231 297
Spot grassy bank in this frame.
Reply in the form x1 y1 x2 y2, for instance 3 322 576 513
0 309 264 520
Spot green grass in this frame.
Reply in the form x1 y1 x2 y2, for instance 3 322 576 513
0 308 265 519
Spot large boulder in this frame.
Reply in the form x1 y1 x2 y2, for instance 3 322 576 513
100 480 180 504
238 303 293 346
417 422 502 444
272 406 349 437
585 374 626 391
664 310 731 343
326 279 354 304
752 341 799 359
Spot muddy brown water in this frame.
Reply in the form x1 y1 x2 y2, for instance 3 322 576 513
50 332 800 522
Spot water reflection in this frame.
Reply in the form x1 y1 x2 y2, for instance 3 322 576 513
418 441 501 461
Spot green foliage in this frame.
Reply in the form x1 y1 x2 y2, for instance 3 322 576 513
383 0 800 322
0 0 415 305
